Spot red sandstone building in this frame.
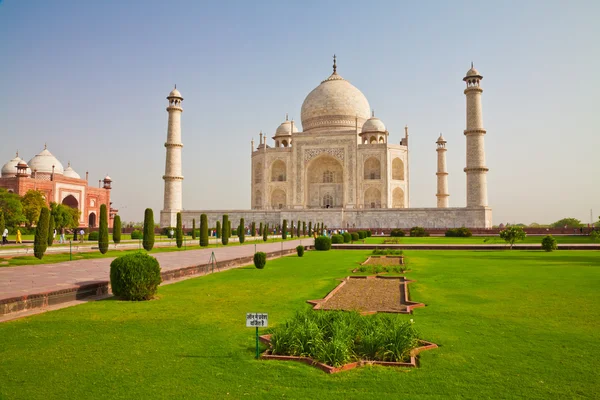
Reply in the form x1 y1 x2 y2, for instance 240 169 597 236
0 146 116 228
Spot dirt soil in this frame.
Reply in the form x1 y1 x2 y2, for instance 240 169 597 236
362 256 403 266
320 278 407 312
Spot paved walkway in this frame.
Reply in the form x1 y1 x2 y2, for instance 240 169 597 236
0 238 310 301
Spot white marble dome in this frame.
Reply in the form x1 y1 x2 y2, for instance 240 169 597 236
301 71 371 132
1 153 22 177
27 147 64 175
63 162 81 179
361 117 386 133
466 67 481 77
168 87 182 98
275 119 299 137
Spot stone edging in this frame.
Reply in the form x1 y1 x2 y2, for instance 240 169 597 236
359 255 405 266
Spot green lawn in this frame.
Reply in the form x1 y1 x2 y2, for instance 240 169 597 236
361 235 596 244
0 250 598 399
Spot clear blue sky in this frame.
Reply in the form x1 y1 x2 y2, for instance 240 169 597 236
1 0 598 225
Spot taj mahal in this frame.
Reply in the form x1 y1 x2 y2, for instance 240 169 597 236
160 57 492 229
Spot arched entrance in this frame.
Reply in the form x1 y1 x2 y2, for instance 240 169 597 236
62 194 79 209
271 189 286 209
88 212 97 228
306 155 344 208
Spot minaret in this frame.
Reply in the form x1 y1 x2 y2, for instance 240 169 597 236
463 63 488 207
436 134 449 208
161 86 184 227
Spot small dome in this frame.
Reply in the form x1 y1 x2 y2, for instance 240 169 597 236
465 63 482 78
274 118 299 137
63 162 81 179
27 147 64 175
361 116 386 134
168 87 182 98
437 134 446 143
1 153 22 177
103 175 112 182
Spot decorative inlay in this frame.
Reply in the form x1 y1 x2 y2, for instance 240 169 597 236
304 148 345 163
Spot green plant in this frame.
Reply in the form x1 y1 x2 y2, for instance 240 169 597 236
331 234 344 244
390 229 405 237
357 231 367 239
541 235 558 252
263 223 268 242
342 232 351 243
98 204 109 254
239 218 245 244
131 229 143 240
282 219 288 240
175 213 183 248
445 227 472 237
308 221 312 236
253 252 266 269
113 215 122 244
199 214 208 247
410 226 429 237
366 230 372 237
259 222 263 236
314 236 331 251
591 230 600 242
216 220 221 239
0 211 4 238
88 231 99 240
296 245 304 257
351 232 359 241
372 249 404 256
499 226 526 249
47 214 55 246
251 221 256 237
290 221 295 238
143 208 155 251
109 253 162 301
33 207 50 260
192 218 196 240
222 215 229 245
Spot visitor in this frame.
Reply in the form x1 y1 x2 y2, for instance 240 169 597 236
170 229 174 239
79 229 84 243
53 228 57 243
16 229 22 244
59 228 65 244
2 227 8 245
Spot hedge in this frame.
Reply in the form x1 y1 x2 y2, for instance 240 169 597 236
110 253 162 301
216 220 221 239
263 223 268 242
192 218 196 240
541 235 557 252
175 212 183 248
445 227 472 237
88 231 99 240
131 229 143 240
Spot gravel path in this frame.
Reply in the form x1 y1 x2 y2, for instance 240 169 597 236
320 278 407 312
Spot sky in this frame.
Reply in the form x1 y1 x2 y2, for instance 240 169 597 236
1 0 599 225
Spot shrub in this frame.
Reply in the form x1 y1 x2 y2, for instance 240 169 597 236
216 220 221 239
499 226 526 249
34 207 50 260
282 219 288 240
351 232 359 241
298 220 301 237
88 231 99 240
131 229 143 240
175 212 183 248
47 214 55 246
308 221 312 236
342 232 351 243
238 218 245 244
372 249 404 255
259 222 263 236
358 231 367 239
541 235 558 252
366 230 372 237
254 252 266 269
390 229 405 237
290 221 295 238
200 214 208 247
263 223 268 242
222 215 229 245
296 245 304 257
109 253 162 301
314 236 331 251
410 226 429 237
98 204 109 254
445 227 472 237
143 208 155 251
591 230 600 242
113 215 122 244
251 221 256 237
191 218 196 240
331 234 344 244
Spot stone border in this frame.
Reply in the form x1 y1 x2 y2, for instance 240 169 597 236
258 334 437 373
0 246 312 318
333 244 600 250
360 255 405 266
306 275 425 315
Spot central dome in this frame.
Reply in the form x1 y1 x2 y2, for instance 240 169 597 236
301 69 371 132
27 147 64 175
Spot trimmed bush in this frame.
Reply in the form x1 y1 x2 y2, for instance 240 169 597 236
357 231 367 239
131 229 143 240
113 215 122 244
239 218 245 244
200 214 208 246
34 207 50 260
254 252 266 269
302 221 306 236
314 236 332 251
366 230 372 237
109 253 162 301
541 235 558 252
351 232 359 241
331 234 344 244
308 222 312 236
88 231 99 240
191 218 196 240
297 220 301 237
222 215 229 245
143 208 155 251
410 226 429 237
259 222 263 236
282 219 288 240
445 227 472 237
390 229 405 237
175 212 183 248
342 232 351 243
47 214 55 246
296 245 304 257
251 221 256 237
98 204 109 254
263 223 268 242
216 220 221 239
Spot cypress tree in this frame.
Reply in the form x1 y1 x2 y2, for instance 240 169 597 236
290 221 294 238
143 208 155 251
73 228 78 241
222 215 229 245
302 221 306 236
263 223 268 242
99 204 109 254
200 214 208 247
34 207 50 259
239 218 245 244
251 221 256 237
308 221 312 236
0 212 4 239
192 218 196 240
259 222 263 236
229 220 232 237
175 212 183 248
47 214 55 246
297 220 301 237
282 219 288 240
113 215 122 244
216 220 221 239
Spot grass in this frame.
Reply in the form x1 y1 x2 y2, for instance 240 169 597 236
362 235 596 244
0 250 599 399
355 264 406 274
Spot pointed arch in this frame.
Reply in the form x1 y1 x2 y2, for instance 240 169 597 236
392 187 405 208
364 157 381 180
364 187 381 208
392 158 405 180
271 160 286 182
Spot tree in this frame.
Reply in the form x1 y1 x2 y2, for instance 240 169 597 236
47 214 55 246
263 223 268 242
50 202 80 230
113 215 122 244
251 221 256 237
282 219 288 240
216 220 221 239
297 220 301 237
99 204 109 254
290 220 295 238
259 222 263 236
143 208 155 251
541 235 557 252
0 188 25 228
302 221 306 236
222 215 229 245
200 214 208 247
239 218 245 244
176 212 183 248
0 212 4 238
21 190 46 227
34 207 50 259
308 221 312 236
550 218 582 228
499 226 526 249
192 218 196 240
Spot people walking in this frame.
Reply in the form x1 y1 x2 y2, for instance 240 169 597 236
16 229 22 244
2 227 8 245
59 228 65 244
79 229 84 243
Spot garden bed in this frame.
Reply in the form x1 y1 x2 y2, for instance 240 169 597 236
307 276 424 314
360 255 404 266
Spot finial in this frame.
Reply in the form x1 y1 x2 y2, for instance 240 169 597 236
16 150 18 157
44 143 47 150
333 54 337 74
175 84 177 89
371 110 375 118
471 61 474 68
68 161 71 167
285 113 288 121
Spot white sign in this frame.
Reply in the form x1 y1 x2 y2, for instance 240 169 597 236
246 312 268 327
